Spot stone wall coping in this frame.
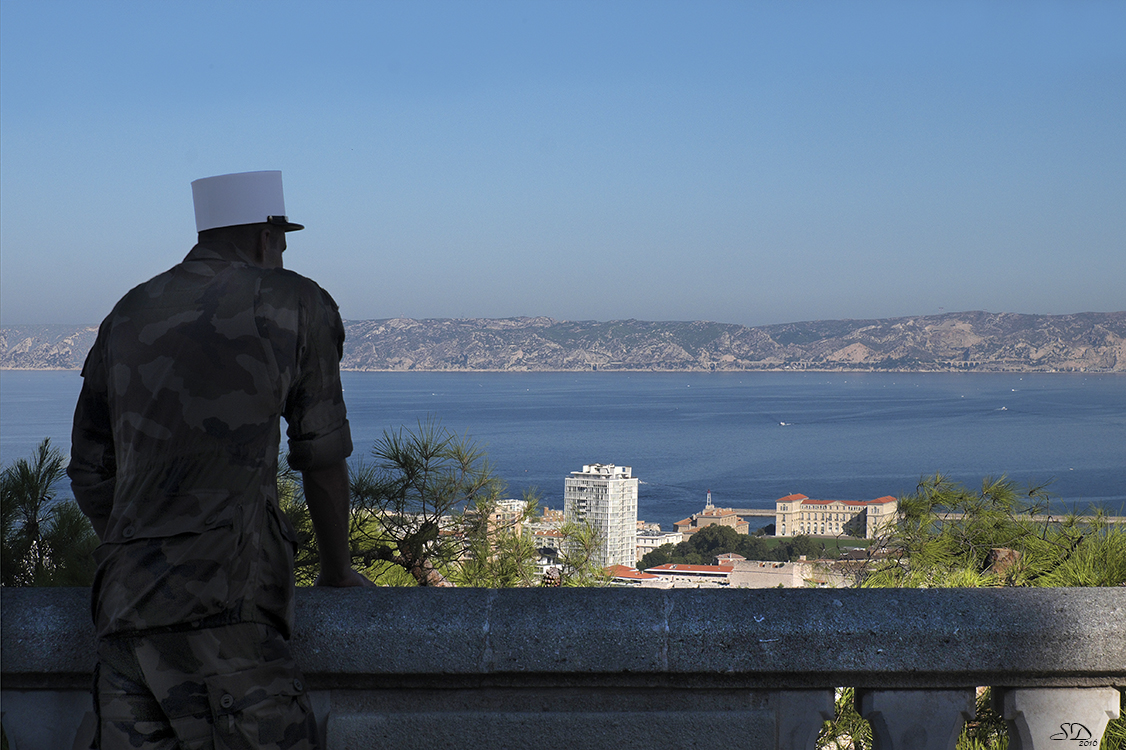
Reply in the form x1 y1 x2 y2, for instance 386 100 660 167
3 587 1124 690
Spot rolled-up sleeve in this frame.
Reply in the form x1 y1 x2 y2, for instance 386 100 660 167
284 286 353 472
68 331 117 527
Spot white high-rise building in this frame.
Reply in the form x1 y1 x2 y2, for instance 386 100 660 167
564 464 639 568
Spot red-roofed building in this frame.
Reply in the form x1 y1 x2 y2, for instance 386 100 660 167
643 562 734 586
774 494 898 539
605 565 660 586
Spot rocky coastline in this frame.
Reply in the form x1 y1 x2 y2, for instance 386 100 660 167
3 311 1124 373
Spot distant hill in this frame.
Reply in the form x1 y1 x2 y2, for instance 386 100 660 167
0 324 100 371
3 312 1124 372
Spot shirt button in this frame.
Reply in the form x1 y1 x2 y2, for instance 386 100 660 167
122 526 135 538
293 678 303 692
205 514 218 525
220 693 234 709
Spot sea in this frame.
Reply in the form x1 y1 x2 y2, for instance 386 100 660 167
1 370 1123 530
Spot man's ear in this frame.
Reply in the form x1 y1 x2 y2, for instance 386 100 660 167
255 228 272 264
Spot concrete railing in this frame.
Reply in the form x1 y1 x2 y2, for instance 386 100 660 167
2 587 1124 749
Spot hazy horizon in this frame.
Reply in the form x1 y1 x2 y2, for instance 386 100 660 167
2 308 1123 333
2 1 1123 328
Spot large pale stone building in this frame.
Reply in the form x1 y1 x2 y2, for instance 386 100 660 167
564 464 639 568
774 493 898 539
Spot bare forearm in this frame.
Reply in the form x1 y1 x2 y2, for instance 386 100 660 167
302 460 353 582
303 459 374 587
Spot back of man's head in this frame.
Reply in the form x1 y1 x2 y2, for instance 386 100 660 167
198 223 270 252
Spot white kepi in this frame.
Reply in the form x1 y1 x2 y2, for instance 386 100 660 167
191 170 304 233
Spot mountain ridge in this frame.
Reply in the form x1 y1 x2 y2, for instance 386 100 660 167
3 311 1124 372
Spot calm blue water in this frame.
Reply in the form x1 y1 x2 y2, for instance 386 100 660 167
2 370 1123 529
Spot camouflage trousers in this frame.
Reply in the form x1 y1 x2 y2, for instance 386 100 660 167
94 622 319 750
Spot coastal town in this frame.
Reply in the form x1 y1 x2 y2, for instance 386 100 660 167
512 463 901 590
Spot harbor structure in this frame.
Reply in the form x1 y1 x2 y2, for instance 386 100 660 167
674 490 750 537
564 463 639 567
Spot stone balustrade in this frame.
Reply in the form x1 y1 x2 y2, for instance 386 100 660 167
2 587 1123 749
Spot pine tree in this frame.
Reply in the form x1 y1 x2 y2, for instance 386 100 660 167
1 438 97 587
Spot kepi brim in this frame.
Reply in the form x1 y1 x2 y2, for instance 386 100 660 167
267 215 304 232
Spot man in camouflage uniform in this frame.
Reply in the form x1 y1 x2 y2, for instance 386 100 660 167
69 171 372 749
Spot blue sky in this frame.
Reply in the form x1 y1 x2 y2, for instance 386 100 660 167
1 0 1123 327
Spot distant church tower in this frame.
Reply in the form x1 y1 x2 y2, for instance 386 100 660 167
564 464 639 568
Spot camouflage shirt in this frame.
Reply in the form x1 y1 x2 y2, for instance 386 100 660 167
69 240 352 639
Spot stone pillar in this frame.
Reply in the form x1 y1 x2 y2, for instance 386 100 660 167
999 687 1122 750
857 689 976 750
769 690 835 750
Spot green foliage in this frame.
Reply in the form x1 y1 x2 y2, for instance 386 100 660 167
817 687 871 750
279 457 420 587
817 687 1126 750
555 518 611 587
1 438 97 587
282 419 603 587
674 321 727 350
817 474 1126 749
860 474 1126 589
455 493 541 588
38 500 99 586
786 534 822 561
639 543 676 570
769 319 865 346
348 418 501 586
957 688 1009 750
687 524 741 554
1106 690 1126 750
637 526 827 570
1031 520 1126 588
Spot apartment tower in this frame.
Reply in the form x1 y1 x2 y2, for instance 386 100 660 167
564 463 639 568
